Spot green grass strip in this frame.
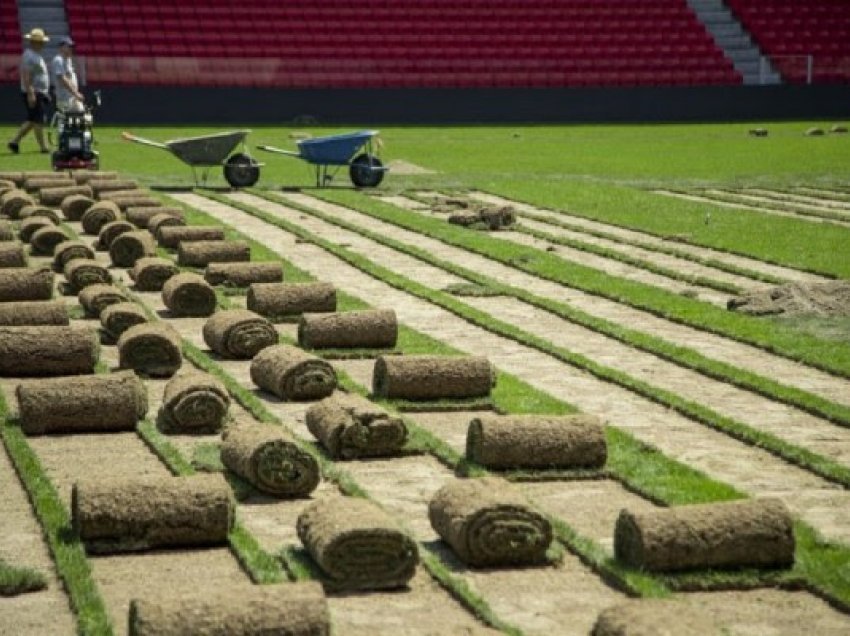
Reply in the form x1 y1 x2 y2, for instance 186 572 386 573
315 189 850 378
692 189 850 223
0 559 47 597
0 401 113 635
264 189 850 429
136 420 196 476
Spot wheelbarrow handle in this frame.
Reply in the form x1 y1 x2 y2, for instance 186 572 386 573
121 131 169 150
256 144 301 157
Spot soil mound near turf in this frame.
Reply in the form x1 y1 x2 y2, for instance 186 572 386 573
728 280 850 317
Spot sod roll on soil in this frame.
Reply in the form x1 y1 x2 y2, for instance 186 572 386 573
23 176 74 193
18 216 54 243
30 225 68 255
110 230 157 267
0 301 68 326
298 309 398 350
61 194 95 222
466 414 607 470
39 185 93 207
71 170 118 185
373 355 495 400
72 474 233 553
53 240 94 271
0 190 35 218
591 599 723 636
297 496 419 590
0 221 13 241
126 207 184 229
221 423 320 497
89 178 138 196
178 240 250 267
96 220 134 250
64 259 113 293
156 225 224 249
101 194 159 211
79 283 129 317
20 203 61 221
130 257 179 292
128 582 330 636
147 212 185 237
204 262 283 288
17 370 147 434
0 268 54 302
0 326 98 376
202 309 277 359
161 273 216 317
0 242 26 268
614 498 795 572
250 344 337 400
247 282 337 319
157 372 230 434
306 392 408 459
118 322 182 377
81 201 121 235
429 477 552 567
100 302 150 339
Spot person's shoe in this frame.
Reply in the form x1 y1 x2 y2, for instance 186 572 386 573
7 141 19 154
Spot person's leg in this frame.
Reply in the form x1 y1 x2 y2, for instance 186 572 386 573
33 124 48 152
8 121 33 153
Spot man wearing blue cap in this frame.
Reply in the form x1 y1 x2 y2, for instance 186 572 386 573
52 36 84 113
7 28 51 154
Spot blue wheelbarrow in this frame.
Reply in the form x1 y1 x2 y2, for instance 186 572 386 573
258 130 387 188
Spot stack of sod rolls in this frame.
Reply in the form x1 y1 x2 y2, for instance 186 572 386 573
0 326 99 376
306 393 408 459
221 423 320 497
250 344 336 400
202 309 277 359
297 496 419 590
614 498 795 572
72 474 233 553
429 478 552 566
157 372 230 434
298 309 398 349
247 281 336 319
372 354 495 400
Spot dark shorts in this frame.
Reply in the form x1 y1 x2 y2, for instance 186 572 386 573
21 92 50 124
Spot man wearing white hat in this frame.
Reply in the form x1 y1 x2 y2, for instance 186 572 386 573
51 36 84 114
7 28 51 154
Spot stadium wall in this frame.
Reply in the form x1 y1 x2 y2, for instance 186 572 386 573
1 85 849 124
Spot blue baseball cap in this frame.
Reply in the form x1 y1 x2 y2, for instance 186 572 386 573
59 36 74 47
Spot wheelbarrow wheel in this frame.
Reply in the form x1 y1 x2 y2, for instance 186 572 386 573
349 154 384 188
224 153 260 188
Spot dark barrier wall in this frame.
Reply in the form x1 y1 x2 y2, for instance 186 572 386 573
1 84 849 124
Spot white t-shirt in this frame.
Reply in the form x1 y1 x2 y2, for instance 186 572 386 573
51 54 78 103
20 48 49 94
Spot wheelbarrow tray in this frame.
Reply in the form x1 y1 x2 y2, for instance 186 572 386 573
297 130 379 165
164 131 251 166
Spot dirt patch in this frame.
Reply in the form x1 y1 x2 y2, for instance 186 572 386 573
729 281 850 317
386 160 437 176
407 411 478 454
333 359 376 391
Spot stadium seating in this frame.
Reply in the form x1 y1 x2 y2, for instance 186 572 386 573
0 0 21 83
59 0 741 88
726 0 850 84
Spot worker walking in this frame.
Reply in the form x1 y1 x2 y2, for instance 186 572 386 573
7 28 51 154
51 36 84 113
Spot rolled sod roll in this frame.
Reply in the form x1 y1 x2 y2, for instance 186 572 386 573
0 326 98 376
118 322 183 377
306 392 408 459
297 496 418 590
0 172 24 186
23 176 74 193
466 414 607 470
71 170 118 185
0 242 26 267
0 268 53 301
0 221 12 241
161 273 216 317
147 212 185 237
53 240 94 271
204 262 283 288
247 282 337 318
1 190 36 218
299 309 398 350
178 240 250 267
18 204 61 223
30 225 68 255
250 344 337 401
72 474 233 553
20 215 55 241
202 309 277 359
157 225 225 249
126 207 184 229
129 257 179 292
429 478 553 567
17 370 147 434
61 194 95 221
104 195 160 211
0 301 68 326
78 283 127 316
64 259 113 294
221 423 320 497
372 355 495 400
157 372 230 434
128 582 330 636
100 302 149 339
89 178 138 196
96 220 134 250
99 189 141 199
109 230 156 267
614 498 795 572
591 599 723 636
81 201 121 235
39 184 93 207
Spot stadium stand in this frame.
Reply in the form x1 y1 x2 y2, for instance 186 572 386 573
726 0 850 84
56 0 742 88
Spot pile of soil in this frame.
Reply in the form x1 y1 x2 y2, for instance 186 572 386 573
434 199 517 231
727 280 850 317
